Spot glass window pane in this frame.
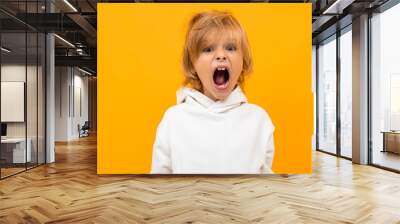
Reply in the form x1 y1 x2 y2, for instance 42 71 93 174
1 31 27 177
318 36 337 154
340 28 352 158
38 32 45 165
1 1 46 179
371 3 400 171
27 31 38 169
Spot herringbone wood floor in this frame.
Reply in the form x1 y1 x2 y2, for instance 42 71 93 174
1 135 400 224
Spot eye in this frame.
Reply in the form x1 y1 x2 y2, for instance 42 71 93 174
226 45 237 51
202 47 213 53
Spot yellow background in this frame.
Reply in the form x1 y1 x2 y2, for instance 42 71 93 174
98 3 313 174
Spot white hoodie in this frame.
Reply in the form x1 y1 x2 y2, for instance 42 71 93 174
151 87 275 174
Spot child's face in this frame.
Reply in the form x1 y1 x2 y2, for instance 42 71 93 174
193 30 243 101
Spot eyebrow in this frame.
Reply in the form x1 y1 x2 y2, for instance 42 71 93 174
196 31 240 53
201 36 239 45
225 42 237 46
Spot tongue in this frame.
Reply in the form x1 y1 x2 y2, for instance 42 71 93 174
215 73 225 85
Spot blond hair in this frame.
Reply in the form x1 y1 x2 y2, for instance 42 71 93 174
182 11 253 91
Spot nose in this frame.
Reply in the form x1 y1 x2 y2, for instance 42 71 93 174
215 48 226 61
216 55 226 61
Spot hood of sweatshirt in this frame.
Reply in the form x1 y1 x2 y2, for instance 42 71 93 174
176 86 247 113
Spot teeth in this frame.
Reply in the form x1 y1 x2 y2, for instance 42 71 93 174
217 67 226 71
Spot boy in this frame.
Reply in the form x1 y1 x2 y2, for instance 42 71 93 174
151 11 275 174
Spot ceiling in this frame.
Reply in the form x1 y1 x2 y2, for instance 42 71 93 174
0 0 97 74
311 0 391 44
0 0 395 74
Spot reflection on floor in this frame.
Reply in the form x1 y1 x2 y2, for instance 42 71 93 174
0 135 400 223
373 150 400 171
0 162 42 178
0 167 25 178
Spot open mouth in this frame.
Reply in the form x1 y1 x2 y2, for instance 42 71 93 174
213 67 230 89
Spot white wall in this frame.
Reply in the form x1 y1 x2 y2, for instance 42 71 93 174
75 70 89 139
55 67 89 141
1 65 37 137
55 67 70 141
1 82 25 122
